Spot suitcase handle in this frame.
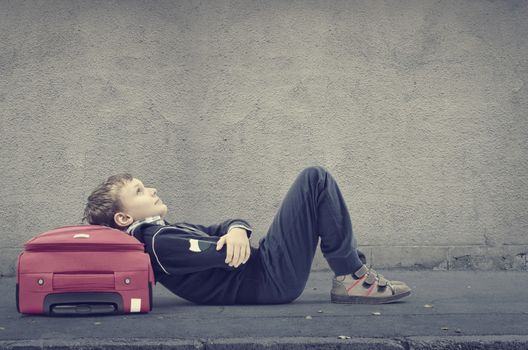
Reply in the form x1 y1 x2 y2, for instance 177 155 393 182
43 292 124 316
53 273 115 290
50 303 117 315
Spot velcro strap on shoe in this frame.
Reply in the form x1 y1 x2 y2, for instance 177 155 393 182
353 264 368 278
365 265 389 286
364 272 377 285
387 282 395 295
377 275 388 287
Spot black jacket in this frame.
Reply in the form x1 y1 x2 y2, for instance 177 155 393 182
128 217 261 304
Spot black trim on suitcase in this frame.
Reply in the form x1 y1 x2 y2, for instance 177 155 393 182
149 281 153 311
43 292 124 316
16 283 19 313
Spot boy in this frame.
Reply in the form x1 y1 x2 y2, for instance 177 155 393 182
82 166 411 305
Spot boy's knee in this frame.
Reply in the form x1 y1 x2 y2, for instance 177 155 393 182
301 165 327 182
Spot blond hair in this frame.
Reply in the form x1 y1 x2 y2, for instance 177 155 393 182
81 173 133 230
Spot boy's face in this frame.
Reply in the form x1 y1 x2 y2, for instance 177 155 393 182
113 178 168 229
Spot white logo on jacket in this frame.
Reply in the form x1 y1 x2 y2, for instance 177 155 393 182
188 239 202 252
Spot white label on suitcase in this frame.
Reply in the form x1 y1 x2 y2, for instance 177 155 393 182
131 298 141 312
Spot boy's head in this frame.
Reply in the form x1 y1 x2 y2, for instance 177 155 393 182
82 173 168 230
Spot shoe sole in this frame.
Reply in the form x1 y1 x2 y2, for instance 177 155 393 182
330 290 411 304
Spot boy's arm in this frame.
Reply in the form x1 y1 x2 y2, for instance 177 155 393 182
146 226 241 275
178 218 253 239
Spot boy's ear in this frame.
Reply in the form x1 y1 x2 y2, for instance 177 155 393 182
114 212 134 228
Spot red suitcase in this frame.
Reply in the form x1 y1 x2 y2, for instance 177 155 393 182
16 224 155 316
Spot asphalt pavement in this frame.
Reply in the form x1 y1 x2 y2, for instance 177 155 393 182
1 269 527 349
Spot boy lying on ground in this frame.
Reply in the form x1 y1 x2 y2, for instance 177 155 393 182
82 166 411 305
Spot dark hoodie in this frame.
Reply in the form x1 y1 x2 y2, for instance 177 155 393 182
125 215 262 305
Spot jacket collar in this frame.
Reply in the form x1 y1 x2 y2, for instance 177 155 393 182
126 215 168 236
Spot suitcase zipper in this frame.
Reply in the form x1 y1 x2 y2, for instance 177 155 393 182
25 243 143 252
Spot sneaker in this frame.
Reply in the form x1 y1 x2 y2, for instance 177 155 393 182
362 264 407 286
331 264 412 304
334 264 407 285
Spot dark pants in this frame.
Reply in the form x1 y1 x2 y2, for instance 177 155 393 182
236 165 367 304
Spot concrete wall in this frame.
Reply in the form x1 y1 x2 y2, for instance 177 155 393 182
1 0 527 277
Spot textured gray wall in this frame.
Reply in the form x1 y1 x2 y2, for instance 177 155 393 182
1 0 527 277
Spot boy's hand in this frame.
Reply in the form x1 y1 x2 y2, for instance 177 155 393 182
216 227 251 268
